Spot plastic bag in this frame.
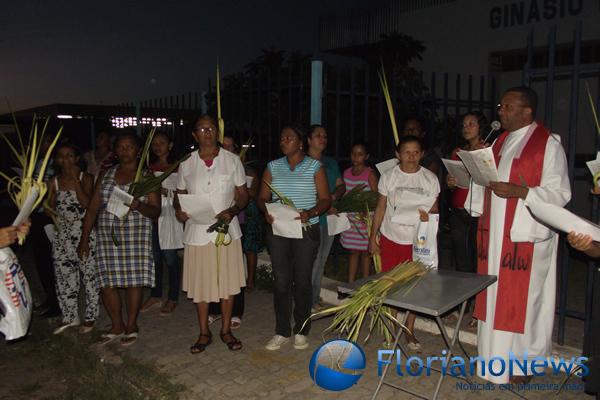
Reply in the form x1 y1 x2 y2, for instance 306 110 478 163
158 191 184 250
0 247 32 340
412 213 439 269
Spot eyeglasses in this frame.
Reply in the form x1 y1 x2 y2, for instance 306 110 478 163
194 126 215 135
496 103 527 111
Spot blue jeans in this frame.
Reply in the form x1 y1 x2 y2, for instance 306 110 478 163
151 223 182 302
311 223 335 305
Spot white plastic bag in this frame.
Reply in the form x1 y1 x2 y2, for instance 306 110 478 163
412 213 439 269
158 191 184 250
0 247 32 340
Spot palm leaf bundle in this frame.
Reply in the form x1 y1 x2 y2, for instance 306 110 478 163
304 261 429 345
206 217 233 289
333 184 377 213
0 115 62 243
377 61 400 146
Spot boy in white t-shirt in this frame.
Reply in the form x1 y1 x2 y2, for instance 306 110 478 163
368 135 440 350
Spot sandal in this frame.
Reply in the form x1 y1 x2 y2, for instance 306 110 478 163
121 332 139 347
231 317 242 330
220 330 242 351
190 333 212 354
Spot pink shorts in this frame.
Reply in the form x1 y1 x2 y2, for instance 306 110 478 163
380 235 413 272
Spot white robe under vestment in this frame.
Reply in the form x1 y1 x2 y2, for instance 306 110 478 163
466 122 571 384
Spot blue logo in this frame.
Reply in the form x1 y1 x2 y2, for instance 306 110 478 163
309 339 366 391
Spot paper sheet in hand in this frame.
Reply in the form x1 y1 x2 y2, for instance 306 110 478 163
457 148 498 186
527 201 600 241
442 158 470 188
153 171 179 191
390 191 436 225
265 202 302 239
375 158 398 175
327 213 351 236
107 187 134 219
586 152 600 178
245 175 253 189
178 194 217 225
12 187 40 227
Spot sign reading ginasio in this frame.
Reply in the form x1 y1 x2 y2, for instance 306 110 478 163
489 0 584 29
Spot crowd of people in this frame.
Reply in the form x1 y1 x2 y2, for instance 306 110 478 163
4 85 598 395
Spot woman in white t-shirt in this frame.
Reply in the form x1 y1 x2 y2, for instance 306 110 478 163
175 115 249 354
369 135 440 350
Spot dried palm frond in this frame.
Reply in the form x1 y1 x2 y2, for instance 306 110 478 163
0 114 62 243
216 63 225 144
304 261 429 344
377 61 400 146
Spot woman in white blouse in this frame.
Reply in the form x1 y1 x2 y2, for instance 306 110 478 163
175 115 249 353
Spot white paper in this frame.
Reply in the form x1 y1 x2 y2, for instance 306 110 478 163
153 171 179 191
586 152 600 178
527 201 600 241
327 213 351 235
265 202 302 239
43 224 56 243
106 187 134 219
12 187 39 227
457 148 499 187
178 194 217 225
375 158 398 175
442 158 470 189
245 175 254 189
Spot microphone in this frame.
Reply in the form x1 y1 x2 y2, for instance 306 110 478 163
483 121 502 144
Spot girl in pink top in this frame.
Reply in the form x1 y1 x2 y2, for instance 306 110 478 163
339 142 378 282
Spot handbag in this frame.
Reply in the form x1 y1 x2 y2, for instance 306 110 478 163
158 190 184 250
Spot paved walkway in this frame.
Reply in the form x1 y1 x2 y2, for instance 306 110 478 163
92 288 586 400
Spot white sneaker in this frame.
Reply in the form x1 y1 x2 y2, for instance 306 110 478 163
53 319 80 335
265 335 289 351
293 334 309 350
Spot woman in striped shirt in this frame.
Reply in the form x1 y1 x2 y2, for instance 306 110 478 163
339 141 378 282
257 126 331 351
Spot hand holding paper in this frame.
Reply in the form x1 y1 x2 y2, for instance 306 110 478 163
178 194 217 225
527 201 600 241
327 213 351 235
265 202 302 239
441 159 470 188
12 187 40 227
457 148 498 187
107 187 134 219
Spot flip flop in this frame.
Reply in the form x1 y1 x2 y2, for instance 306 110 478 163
100 332 123 345
120 332 139 347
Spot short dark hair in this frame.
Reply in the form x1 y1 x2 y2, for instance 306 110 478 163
191 114 218 131
281 125 306 151
504 86 538 118
113 130 141 150
395 135 423 153
351 140 370 154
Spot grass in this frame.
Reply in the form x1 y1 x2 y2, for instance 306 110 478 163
1 318 185 400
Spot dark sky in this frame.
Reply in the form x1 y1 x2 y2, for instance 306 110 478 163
0 0 366 114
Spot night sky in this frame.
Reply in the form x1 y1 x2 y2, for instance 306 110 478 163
0 0 366 114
